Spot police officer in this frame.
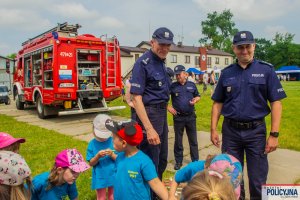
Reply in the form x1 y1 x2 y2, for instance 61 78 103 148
210 31 287 200
168 65 200 170
130 27 174 184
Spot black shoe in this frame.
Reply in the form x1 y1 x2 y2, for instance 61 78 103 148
174 163 182 170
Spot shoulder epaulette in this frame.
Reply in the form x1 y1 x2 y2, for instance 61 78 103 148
142 58 150 65
258 60 273 67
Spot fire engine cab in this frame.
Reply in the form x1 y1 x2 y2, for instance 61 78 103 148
13 22 125 118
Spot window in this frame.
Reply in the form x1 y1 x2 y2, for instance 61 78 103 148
171 55 177 63
207 57 211 68
134 54 139 61
195 56 199 65
185 56 190 63
215 57 219 64
225 58 229 65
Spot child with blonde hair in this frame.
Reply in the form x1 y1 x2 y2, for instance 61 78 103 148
105 119 169 200
181 170 237 200
169 154 242 200
86 114 116 200
0 151 32 200
0 132 26 153
31 148 90 200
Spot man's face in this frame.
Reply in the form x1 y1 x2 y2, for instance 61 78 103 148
233 44 256 65
176 71 187 84
151 39 171 59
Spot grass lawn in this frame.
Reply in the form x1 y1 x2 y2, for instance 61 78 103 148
110 81 300 151
0 115 96 199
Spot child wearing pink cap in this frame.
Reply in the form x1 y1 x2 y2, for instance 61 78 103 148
86 114 116 200
0 132 25 153
169 154 242 200
31 148 90 200
0 151 32 200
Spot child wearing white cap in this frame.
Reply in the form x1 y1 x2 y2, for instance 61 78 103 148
86 114 117 200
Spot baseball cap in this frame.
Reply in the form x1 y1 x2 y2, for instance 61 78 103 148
152 27 174 44
0 132 25 149
0 151 31 186
174 65 186 75
93 114 112 139
105 119 143 146
208 154 243 199
55 149 90 173
233 31 255 45
166 67 175 79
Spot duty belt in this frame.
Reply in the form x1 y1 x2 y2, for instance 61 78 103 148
225 118 264 130
145 102 167 109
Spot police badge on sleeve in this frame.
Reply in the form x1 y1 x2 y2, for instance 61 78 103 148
227 86 232 93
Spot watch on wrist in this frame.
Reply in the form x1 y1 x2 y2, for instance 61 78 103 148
270 132 279 138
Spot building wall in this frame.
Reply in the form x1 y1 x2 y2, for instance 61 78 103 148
120 52 144 77
0 56 14 90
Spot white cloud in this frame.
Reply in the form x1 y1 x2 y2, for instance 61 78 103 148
52 3 98 19
0 9 51 31
192 0 300 21
93 17 125 29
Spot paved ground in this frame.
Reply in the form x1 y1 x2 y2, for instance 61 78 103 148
1 101 300 199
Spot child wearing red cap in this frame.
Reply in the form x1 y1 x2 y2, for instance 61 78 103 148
0 132 25 153
86 114 116 200
31 148 90 200
105 119 168 200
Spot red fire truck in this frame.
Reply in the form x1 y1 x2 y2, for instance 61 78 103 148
13 22 124 118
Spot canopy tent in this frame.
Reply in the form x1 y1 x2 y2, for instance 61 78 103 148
276 66 300 73
186 67 204 75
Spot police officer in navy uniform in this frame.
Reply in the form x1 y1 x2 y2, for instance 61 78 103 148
130 27 174 186
211 31 287 200
168 65 200 170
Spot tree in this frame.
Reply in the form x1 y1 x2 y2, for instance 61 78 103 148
267 33 300 68
199 9 238 53
7 53 16 59
254 38 272 62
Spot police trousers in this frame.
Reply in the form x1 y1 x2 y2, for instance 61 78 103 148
137 103 168 180
173 112 199 164
222 119 268 200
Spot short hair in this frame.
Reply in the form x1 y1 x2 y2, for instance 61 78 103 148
181 170 237 200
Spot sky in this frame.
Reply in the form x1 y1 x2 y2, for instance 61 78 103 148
0 0 300 56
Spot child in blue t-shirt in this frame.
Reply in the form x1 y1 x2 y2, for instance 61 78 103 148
105 119 168 200
31 148 90 200
86 114 116 200
169 154 243 200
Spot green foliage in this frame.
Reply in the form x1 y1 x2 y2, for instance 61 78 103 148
6 53 16 59
254 38 272 61
199 9 238 53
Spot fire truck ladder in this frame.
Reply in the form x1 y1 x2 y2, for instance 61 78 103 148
105 36 118 87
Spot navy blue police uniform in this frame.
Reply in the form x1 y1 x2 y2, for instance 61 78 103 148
212 59 287 199
130 27 174 183
170 65 200 168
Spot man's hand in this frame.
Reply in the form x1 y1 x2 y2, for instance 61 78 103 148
167 105 177 115
265 136 279 154
146 127 161 145
189 97 200 105
211 130 220 148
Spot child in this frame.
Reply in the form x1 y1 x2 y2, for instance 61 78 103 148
181 170 237 200
169 154 242 200
31 148 90 200
86 114 116 200
105 119 169 200
0 151 32 200
0 132 26 153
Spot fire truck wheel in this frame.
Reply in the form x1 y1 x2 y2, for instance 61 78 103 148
5 97 11 105
15 94 24 110
36 95 47 119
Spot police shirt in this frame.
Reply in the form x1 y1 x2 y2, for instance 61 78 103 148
212 59 287 121
170 81 200 114
130 50 171 105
